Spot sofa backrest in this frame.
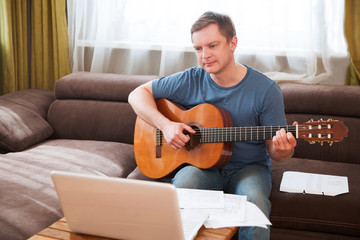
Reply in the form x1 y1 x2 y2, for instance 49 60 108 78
47 73 360 165
47 72 158 144
279 83 360 165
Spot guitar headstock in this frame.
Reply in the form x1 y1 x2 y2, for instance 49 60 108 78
298 119 348 146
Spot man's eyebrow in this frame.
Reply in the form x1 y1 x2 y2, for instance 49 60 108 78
208 41 219 45
193 41 219 49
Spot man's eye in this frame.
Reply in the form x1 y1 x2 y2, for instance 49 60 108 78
210 45 216 48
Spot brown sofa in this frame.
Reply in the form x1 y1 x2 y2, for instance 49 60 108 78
0 72 359 240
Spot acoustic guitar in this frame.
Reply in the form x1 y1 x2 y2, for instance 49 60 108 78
134 99 349 179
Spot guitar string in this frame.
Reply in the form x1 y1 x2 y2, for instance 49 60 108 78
155 125 334 145
157 125 329 136
185 126 310 136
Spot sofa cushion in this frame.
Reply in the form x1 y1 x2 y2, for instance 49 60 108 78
279 83 360 118
0 101 53 151
270 158 360 237
0 139 137 240
271 227 360 240
55 72 158 102
47 99 137 144
0 89 55 119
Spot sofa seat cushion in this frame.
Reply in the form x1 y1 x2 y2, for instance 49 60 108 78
271 227 360 240
270 158 360 237
0 139 137 240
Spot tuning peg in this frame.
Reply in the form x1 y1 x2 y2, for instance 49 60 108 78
320 141 324 146
309 141 316 144
329 141 333 147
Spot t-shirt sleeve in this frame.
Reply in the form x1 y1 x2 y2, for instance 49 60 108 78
152 71 189 100
259 83 287 126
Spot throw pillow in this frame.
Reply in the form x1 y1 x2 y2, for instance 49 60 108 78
0 101 53 152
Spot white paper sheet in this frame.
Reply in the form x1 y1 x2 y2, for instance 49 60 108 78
176 188 272 233
202 194 246 227
280 171 349 196
176 188 224 209
180 209 209 240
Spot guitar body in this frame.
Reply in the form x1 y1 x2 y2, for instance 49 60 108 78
134 99 234 179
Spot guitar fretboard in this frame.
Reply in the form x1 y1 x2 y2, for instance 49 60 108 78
200 125 297 143
155 125 298 146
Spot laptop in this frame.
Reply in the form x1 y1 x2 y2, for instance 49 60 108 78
51 171 186 240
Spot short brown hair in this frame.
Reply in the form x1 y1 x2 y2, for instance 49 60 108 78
191 11 236 42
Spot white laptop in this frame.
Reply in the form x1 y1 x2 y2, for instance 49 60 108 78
51 171 186 240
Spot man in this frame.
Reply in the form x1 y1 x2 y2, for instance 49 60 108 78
128 11 297 240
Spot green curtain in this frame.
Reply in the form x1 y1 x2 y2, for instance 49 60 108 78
0 0 28 94
0 0 69 95
31 0 70 90
345 0 360 85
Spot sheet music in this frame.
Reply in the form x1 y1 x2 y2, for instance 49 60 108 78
180 209 208 240
203 194 247 228
176 188 224 209
280 171 349 196
176 188 271 235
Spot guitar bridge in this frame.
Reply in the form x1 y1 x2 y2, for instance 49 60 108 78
155 129 162 158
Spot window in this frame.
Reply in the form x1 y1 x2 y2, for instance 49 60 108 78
67 0 348 84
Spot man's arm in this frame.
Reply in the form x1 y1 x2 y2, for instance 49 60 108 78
128 81 195 149
266 124 297 161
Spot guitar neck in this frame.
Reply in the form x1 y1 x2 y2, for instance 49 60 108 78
199 125 298 143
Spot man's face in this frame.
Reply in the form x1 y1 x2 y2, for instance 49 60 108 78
192 24 237 75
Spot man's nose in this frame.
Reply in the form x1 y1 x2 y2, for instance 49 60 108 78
202 48 210 59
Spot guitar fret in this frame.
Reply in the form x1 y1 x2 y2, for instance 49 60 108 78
245 127 247 141
218 127 220 142
201 128 203 143
226 127 228 142
263 126 265 140
225 127 227 142
204 128 207 143
227 127 229 142
233 127 236 141
228 127 231 141
250 126 252 141
155 129 160 146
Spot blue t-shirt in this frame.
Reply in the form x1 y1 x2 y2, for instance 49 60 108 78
152 66 286 170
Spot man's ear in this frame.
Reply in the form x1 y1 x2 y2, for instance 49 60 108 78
230 36 238 52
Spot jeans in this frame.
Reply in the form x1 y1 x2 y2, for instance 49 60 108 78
171 164 272 240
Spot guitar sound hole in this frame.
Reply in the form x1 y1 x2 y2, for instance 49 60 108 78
184 126 201 151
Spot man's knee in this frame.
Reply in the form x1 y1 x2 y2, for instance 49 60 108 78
171 166 222 190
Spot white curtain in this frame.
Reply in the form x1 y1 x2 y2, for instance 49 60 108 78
67 0 348 85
